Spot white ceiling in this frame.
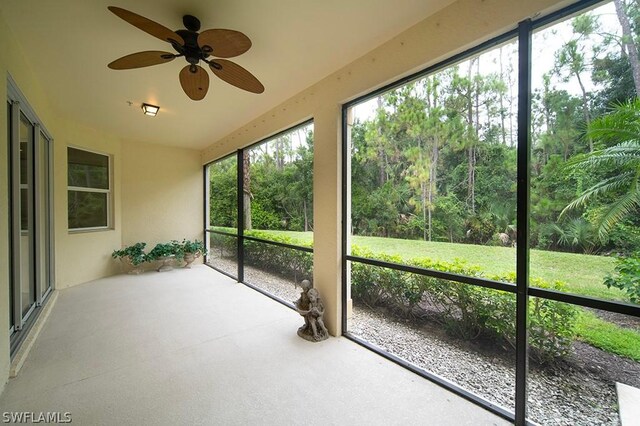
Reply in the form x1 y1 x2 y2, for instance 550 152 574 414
1 0 453 149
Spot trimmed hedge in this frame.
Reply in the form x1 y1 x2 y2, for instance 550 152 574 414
351 247 578 362
244 231 313 283
210 230 313 282
210 232 578 362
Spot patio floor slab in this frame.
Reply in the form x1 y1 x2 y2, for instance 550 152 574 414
0 265 507 425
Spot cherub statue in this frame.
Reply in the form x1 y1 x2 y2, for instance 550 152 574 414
294 280 329 342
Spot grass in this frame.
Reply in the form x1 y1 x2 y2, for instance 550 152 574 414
234 229 624 302
351 236 621 301
576 311 640 362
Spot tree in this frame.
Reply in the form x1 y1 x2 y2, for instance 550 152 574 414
243 150 252 230
209 156 238 228
614 0 640 96
397 79 447 241
562 98 640 240
553 14 607 152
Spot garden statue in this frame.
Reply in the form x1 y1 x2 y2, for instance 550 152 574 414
294 280 329 342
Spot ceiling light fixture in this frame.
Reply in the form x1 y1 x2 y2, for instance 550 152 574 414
141 103 160 116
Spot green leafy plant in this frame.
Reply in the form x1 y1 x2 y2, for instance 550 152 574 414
180 239 207 257
562 99 640 241
111 242 147 266
604 251 640 303
146 242 179 261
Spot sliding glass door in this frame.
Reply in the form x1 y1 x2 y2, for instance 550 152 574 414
8 77 54 352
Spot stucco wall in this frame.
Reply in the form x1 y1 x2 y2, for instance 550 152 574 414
54 120 123 288
0 7 60 395
0 9 203 392
201 0 572 336
121 141 203 251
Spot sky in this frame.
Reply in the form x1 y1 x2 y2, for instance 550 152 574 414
351 1 622 123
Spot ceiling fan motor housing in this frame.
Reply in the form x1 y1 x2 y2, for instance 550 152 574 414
175 28 204 66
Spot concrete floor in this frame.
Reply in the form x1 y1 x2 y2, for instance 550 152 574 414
0 266 508 425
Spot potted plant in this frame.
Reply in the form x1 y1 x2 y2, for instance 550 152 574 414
112 242 147 274
147 242 179 272
179 239 207 268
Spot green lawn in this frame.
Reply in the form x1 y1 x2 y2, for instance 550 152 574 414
576 311 640 361
241 229 625 302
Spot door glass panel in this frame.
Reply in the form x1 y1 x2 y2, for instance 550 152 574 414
38 132 51 297
19 113 35 317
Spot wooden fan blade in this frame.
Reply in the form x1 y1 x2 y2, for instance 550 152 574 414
108 51 175 70
179 65 210 101
209 59 264 94
108 6 184 45
198 29 251 58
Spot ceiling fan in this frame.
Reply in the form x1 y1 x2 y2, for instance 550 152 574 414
107 6 264 101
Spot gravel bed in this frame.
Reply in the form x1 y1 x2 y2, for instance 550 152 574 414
349 307 515 411
209 256 301 303
207 253 239 278
207 257 624 425
244 264 301 303
351 306 619 426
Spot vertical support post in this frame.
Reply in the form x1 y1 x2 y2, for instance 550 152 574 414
341 107 349 333
203 164 210 264
313 106 342 336
515 18 532 426
236 149 244 283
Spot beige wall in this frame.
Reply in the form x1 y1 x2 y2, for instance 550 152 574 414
0 7 58 394
201 0 571 336
121 141 203 251
54 120 123 288
0 7 126 390
0 9 203 391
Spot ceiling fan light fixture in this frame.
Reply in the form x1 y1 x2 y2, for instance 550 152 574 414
141 103 160 116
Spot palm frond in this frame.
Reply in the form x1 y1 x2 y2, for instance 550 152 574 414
561 99 640 236
551 223 569 246
566 141 640 168
560 171 636 217
595 187 640 241
586 100 640 142
587 126 640 143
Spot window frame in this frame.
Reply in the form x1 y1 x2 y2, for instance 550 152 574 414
67 145 113 232
204 118 314 303
340 0 640 424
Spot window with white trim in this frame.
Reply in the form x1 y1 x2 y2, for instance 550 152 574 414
67 147 111 230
